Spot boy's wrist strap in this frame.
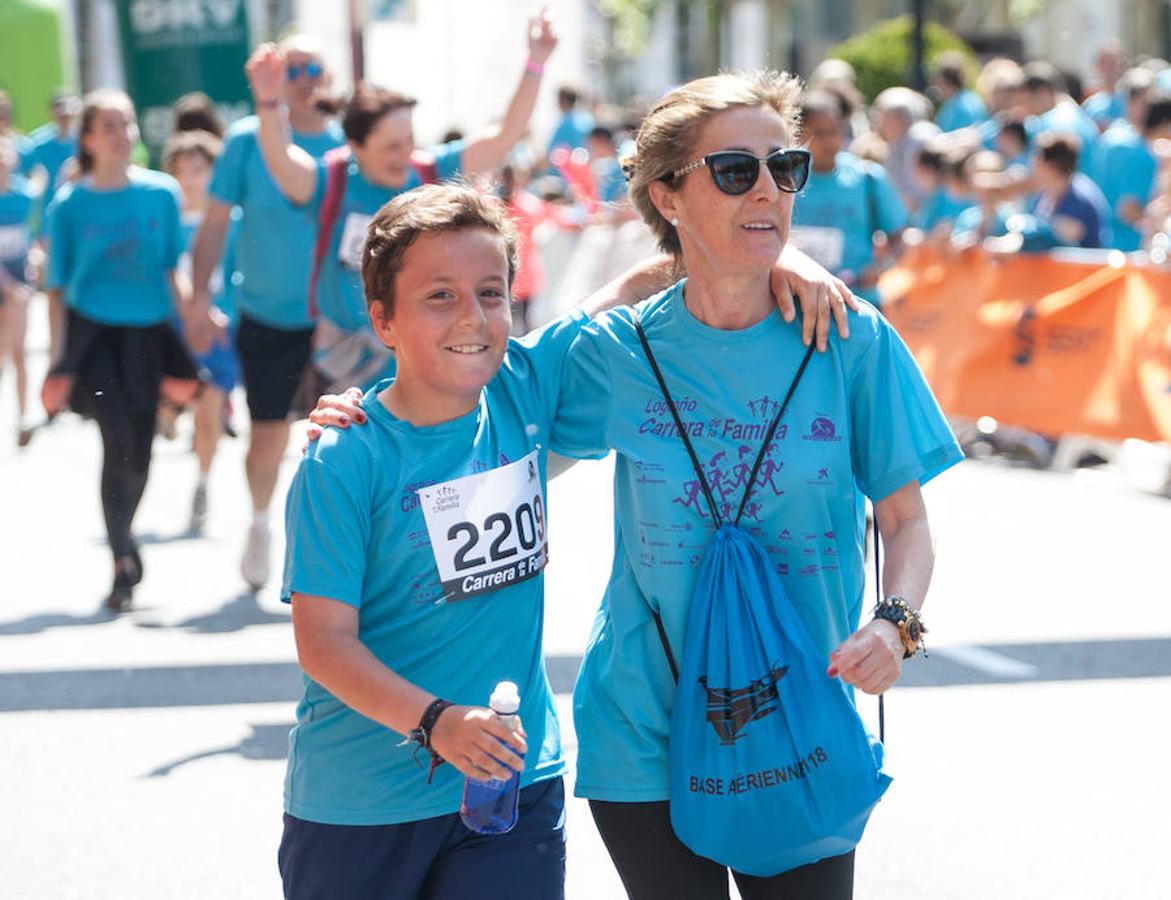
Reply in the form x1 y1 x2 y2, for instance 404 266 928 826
400 698 453 784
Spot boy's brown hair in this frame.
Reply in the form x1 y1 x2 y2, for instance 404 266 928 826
361 183 518 318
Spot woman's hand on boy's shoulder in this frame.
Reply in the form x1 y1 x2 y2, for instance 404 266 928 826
430 705 528 782
304 386 367 447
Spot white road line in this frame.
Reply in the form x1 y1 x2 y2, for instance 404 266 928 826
932 644 1040 678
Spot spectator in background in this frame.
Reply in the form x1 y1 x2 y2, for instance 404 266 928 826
548 84 594 154
791 90 909 305
992 133 1110 253
586 125 626 204
950 150 1012 245
995 116 1031 172
0 91 33 170
1022 61 1100 169
1135 94 1171 246
1091 68 1157 251
808 57 871 140
172 92 225 138
872 86 939 212
1083 38 1127 131
975 57 1029 151
933 51 988 133
24 90 80 221
910 139 972 239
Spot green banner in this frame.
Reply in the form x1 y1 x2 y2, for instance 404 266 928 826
115 0 253 163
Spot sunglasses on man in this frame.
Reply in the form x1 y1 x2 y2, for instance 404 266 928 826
287 61 324 81
669 148 811 195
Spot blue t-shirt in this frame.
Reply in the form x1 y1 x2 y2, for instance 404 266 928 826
1031 101 1099 172
1024 173 1111 250
936 89 987 133
45 168 184 326
549 283 962 802
1082 90 1125 131
311 142 463 333
0 179 35 280
178 208 241 322
1090 121 1156 252
912 188 972 231
281 309 589 825
952 203 1008 240
790 153 909 304
208 116 345 330
593 157 627 204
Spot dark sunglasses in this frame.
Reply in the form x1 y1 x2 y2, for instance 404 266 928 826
669 148 811 195
287 61 324 81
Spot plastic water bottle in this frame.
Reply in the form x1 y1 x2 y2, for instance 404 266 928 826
459 681 522 834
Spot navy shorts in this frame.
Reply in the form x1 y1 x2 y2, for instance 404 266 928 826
236 313 314 422
278 776 566 900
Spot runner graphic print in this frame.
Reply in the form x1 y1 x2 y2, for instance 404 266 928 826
418 450 548 602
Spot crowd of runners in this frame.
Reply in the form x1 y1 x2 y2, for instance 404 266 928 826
0 14 1165 898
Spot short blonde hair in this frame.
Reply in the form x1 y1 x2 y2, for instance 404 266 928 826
624 70 802 256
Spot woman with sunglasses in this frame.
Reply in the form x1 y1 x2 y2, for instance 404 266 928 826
544 71 961 899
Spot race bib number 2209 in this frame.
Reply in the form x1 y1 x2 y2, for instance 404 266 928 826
417 451 547 602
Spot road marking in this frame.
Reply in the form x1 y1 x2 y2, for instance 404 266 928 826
932 644 1039 678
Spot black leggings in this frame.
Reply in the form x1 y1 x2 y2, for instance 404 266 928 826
590 800 854 900
89 360 158 560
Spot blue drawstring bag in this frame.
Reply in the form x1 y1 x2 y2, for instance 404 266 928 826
635 319 891 877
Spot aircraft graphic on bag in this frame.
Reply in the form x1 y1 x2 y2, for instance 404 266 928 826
698 664 789 745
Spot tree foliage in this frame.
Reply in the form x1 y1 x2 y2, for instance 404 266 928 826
827 16 980 104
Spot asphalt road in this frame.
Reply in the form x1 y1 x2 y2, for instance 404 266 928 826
1 295 1169 899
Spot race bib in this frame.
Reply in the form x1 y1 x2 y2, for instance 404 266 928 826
0 225 28 262
418 450 547 602
788 226 844 271
337 212 373 271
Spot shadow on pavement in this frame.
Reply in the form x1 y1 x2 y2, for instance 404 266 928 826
137 592 290 634
0 608 114 635
146 722 292 777
3 638 1171 712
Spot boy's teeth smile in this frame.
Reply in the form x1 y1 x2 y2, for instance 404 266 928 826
446 344 489 354
743 223 775 230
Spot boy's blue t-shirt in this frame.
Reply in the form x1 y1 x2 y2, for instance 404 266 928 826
281 309 589 826
24 124 77 234
311 141 463 333
208 116 344 330
548 282 962 802
936 88 987 133
44 168 184 326
178 208 241 322
0 179 35 278
1090 121 1156 252
790 152 909 304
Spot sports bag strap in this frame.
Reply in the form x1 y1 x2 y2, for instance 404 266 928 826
732 341 816 526
634 316 722 525
652 608 680 683
308 146 352 319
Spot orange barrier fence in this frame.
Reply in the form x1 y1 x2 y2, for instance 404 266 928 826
880 246 1171 443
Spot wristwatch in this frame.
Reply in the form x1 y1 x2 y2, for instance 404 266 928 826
873 596 927 659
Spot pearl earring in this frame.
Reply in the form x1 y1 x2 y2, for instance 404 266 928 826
670 217 679 227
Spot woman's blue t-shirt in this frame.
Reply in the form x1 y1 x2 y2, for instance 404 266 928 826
549 282 963 801
45 168 184 326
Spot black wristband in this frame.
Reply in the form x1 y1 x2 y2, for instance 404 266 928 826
417 697 453 750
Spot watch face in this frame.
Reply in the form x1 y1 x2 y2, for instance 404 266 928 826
905 620 922 643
